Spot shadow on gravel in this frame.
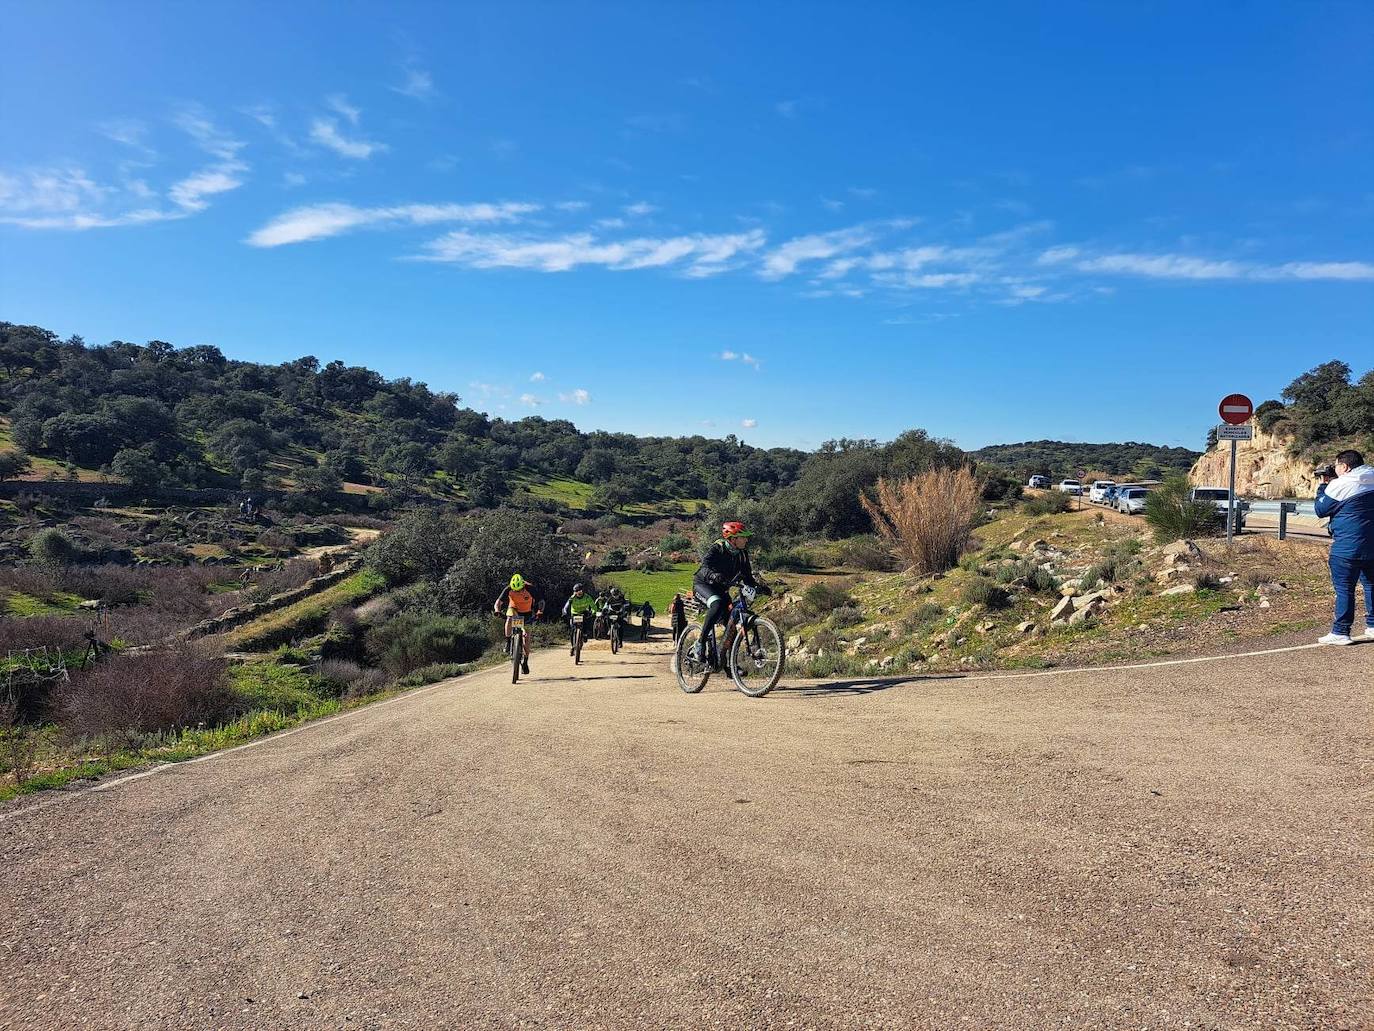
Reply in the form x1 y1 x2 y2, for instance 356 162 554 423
537 674 657 683
787 674 965 697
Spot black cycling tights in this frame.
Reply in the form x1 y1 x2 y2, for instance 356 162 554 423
696 591 727 654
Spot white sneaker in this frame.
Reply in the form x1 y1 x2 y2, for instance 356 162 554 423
1365 627 1374 640
1318 632 1354 646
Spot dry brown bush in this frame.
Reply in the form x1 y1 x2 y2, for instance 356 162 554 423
861 467 982 575
59 649 233 739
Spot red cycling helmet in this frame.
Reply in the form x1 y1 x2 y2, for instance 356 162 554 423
721 521 750 539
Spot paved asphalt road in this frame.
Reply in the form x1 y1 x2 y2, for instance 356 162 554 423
2 636 1371 1030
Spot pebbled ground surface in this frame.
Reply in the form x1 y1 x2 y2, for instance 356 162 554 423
2 636 1371 1030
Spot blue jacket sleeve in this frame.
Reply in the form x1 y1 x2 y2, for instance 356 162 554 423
1314 485 1339 519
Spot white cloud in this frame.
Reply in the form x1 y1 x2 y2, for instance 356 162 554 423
1075 252 1244 280
1264 261 1374 282
326 94 361 125
555 200 589 212
1037 246 1080 265
417 228 766 276
720 350 762 369
595 217 627 230
168 165 244 212
519 393 544 407
624 201 657 216
246 201 539 247
310 118 385 160
530 371 546 382
760 226 874 279
173 107 245 162
392 62 436 100
741 418 758 429
559 388 591 405
719 350 738 360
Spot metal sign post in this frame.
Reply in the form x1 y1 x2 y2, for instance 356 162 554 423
1216 394 1254 546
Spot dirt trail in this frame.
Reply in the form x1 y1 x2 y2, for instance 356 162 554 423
2 635 1370 1029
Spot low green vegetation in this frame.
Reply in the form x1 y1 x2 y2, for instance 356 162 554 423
226 569 385 650
602 562 696 611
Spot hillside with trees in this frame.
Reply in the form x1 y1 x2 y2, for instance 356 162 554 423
0 322 805 511
1250 360 1374 455
968 441 1200 482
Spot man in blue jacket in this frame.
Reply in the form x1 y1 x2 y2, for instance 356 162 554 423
1314 449 1374 645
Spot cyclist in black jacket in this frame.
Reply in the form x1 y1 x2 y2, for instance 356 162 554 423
690 521 767 665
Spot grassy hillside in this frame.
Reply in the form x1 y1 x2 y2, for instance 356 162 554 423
971 440 1200 480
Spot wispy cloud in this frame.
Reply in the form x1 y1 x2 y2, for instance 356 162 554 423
310 117 385 159
623 201 657 217
3 108 248 229
741 418 758 429
519 392 544 407
325 94 361 125
554 200 589 212
775 100 799 118
760 226 875 279
529 371 546 382
720 350 762 369
416 228 766 276
392 61 436 101
560 388 591 405
247 201 539 247
1041 247 1374 283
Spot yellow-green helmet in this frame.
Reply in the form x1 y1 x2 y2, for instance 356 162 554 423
509 573 525 590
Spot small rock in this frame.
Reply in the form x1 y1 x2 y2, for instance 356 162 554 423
1258 599 1271 609
879 656 897 670
1160 584 1195 596
1050 595 1075 623
976 620 996 633
1016 620 1036 634
1060 585 1080 598
954 636 967 646
786 635 802 650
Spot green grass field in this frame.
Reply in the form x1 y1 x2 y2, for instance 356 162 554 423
602 562 696 612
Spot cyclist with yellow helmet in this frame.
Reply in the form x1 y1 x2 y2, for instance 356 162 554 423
493 573 544 674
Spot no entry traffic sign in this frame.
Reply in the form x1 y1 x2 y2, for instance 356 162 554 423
1218 393 1253 426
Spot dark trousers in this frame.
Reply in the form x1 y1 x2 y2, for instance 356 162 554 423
671 616 684 641
1329 555 1374 634
639 620 649 642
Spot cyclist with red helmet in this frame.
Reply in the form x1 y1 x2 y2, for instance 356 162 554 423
689 520 768 667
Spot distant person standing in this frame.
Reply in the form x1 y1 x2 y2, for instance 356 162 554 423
670 593 686 642
639 600 655 642
1314 449 1374 645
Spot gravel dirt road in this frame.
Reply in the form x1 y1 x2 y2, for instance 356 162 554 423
2 636 1371 1030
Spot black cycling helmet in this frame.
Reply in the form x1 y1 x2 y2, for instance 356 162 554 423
573 583 584 592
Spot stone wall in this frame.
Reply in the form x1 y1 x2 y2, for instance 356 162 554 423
178 557 365 641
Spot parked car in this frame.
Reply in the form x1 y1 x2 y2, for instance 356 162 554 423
1056 479 1083 495
1190 487 1244 529
1116 486 1150 514
1088 480 1116 504
1027 474 1050 489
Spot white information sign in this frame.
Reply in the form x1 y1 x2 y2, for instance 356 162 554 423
1217 424 1254 441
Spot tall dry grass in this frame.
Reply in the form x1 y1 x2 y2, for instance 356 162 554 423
860 467 982 575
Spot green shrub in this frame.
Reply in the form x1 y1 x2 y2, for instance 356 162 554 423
1193 571 1222 591
756 546 813 572
1143 478 1224 542
394 662 467 688
834 535 895 571
659 533 691 553
960 577 1012 610
1021 492 1071 516
599 548 628 572
366 611 491 675
28 529 85 567
829 605 864 628
808 628 839 652
1026 567 1060 595
803 581 853 615
903 602 945 634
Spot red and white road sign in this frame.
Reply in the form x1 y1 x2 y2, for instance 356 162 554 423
1218 393 1253 426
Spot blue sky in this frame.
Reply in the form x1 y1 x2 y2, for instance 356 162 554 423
1 1 1371 452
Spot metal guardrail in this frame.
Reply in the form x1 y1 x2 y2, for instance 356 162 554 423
1236 500 1322 540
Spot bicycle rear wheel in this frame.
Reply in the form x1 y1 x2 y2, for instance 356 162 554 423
730 617 784 697
573 627 584 665
611 624 621 654
511 629 523 683
674 625 709 694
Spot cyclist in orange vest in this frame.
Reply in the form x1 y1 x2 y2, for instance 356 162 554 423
493 573 544 674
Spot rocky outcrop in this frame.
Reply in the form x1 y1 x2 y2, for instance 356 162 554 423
1189 421 1315 498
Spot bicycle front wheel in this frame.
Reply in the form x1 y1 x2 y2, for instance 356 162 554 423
573 628 583 665
511 630 523 683
611 625 621 654
730 617 784 697
674 625 709 694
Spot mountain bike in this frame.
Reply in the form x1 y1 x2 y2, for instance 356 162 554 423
507 614 530 683
674 582 785 697
609 612 624 654
569 614 589 665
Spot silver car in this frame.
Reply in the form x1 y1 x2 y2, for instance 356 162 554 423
1116 486 1150 514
